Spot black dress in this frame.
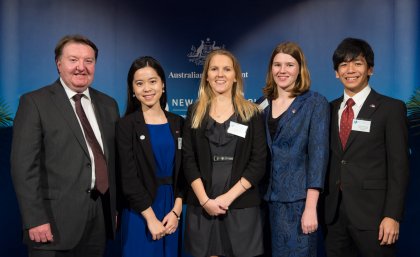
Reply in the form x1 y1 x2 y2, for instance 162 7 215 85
184 115 264 257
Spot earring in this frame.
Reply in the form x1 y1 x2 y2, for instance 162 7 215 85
132 93 135 97
163 89 165 93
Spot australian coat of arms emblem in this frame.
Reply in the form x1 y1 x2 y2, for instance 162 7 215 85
187 38 225 66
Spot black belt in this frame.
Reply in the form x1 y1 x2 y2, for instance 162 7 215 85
213 155 234 162
157 176 173 185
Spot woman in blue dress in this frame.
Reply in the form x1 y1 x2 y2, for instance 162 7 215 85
260 42 329 257
116 56 185 257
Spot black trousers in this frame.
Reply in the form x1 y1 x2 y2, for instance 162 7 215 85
28 193 106 257
324 196 396 257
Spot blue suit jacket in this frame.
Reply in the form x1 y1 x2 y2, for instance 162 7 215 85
262 91 329 202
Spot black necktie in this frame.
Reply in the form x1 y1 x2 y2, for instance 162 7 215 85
73 93 109 194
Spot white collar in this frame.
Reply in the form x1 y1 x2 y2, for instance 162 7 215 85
343 85 371 107
60 77 91 101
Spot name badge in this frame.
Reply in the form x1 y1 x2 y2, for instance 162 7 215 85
259 99 269 110
178 138 182 149
227 121 248 138
352 119 371 133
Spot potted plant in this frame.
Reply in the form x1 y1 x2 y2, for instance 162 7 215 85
407 89 420 137
0 98 13 127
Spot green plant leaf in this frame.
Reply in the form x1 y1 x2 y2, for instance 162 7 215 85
0 98 13 127
407 89 420 137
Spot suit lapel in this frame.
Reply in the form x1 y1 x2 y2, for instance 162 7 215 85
233 116 244 161
344 90 380 150
197 115 212 180
331 97 344 155
49 81 90 158
134 111 156 170
274 93 308 139
263 102 273 151
90 88 110 160
166 112 181 173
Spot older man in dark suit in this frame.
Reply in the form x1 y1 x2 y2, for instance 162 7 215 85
322 38 409 257
11 34 119 257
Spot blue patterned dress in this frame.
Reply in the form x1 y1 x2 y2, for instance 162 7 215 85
121 123 180 257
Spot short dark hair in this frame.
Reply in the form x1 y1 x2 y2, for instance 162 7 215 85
54 34 98 62
332 37 374 71
124 56 167 116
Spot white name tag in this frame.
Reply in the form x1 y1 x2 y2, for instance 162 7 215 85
178 137 182 149
227 121 248 138
352 119 371 133
259 99 269 110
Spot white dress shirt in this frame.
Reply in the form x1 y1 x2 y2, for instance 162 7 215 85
338 85 371 130
61 78 104 189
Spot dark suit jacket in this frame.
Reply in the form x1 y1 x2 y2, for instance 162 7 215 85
10 80 119 249
116 110 185 213
182 104 267 208
262 91 330 202
323 89 409 230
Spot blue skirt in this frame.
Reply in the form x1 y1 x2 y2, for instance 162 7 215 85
121 185 180 257
268 200 317 257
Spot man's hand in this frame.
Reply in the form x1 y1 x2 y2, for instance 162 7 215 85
378 217 399 245
29 223 54 243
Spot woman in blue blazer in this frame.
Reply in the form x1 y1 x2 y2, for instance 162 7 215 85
260 42 329 256
116 56 185 257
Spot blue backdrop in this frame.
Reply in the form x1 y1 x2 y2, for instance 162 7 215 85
1 0 419 256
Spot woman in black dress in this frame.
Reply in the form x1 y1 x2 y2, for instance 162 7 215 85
182 49 267 257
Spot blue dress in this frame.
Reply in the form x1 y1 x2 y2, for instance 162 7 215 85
121 123 180 257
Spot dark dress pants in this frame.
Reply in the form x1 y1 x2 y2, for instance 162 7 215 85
28 191 107 257
324 195 396 257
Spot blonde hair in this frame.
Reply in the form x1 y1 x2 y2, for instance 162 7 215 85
191 49 259 128
263 42 311 100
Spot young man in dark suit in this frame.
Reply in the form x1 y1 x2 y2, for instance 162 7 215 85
322 37 409 257
11 35 119 257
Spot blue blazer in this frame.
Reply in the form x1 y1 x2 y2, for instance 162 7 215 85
262 90 329 202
